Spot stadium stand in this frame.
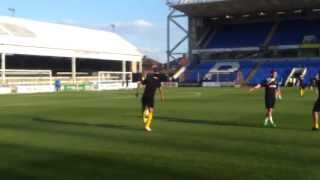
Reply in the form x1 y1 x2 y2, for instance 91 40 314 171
184 58 320 86
185 62 215 83
206 22 273 49
0 16 143 93
248 59 320 85
168 0 320 87
270 20 320 46
201 19 320 50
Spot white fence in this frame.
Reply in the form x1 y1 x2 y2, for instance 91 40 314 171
0 70 138 94
1 69 52 85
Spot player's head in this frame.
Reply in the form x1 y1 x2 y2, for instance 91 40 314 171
271 69 277 78
152 65 160 74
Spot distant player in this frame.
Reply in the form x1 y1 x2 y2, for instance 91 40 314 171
136 67 165 132
310 76 316 91
276 76 283 100
250 70 279 127
298 75 306 97
54 79 61 92
312 72 320 131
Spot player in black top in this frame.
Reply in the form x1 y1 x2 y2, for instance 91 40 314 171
250 70 279 127
136 66 164 132
298 75 306 97
312 72 320 130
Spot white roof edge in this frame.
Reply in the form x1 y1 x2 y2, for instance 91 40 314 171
0 16 143 62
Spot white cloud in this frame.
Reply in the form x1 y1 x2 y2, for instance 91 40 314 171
133 19 154 28
115 19 154 29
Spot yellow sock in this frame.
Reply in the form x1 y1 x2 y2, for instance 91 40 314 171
316 123 319 129
146 112 153 128
143 109 149 123
300 89 304 97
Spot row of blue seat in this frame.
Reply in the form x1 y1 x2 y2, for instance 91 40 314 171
185 60 255 83
185 63 216 83
204 20 320 49
272 20 320 45
249 60 320 85
185 59 320 85
207 22 272 48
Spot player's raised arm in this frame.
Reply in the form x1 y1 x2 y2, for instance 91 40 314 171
249 84 262 92
136 75 146 97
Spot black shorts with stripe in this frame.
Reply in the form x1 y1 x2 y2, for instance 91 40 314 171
142 96 155 109
265 97 276 109
313 99 320 112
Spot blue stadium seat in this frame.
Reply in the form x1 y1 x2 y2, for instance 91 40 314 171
185 59 320 85
205 22 273 49
248 59 320 85
185 62 216 83
270 20 320 46
239 61 257 80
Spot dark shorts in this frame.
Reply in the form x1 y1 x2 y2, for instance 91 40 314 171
142 96 155 109
300 85 306 89
313 99 320 112
265 97 276 109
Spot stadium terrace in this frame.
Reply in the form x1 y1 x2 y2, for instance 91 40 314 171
167 0 320 88
0 16 143 94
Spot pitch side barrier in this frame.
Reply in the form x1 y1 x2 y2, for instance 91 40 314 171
0 70 139 94
0 69 54 94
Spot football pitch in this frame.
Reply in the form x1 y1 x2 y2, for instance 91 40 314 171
0 87 319 180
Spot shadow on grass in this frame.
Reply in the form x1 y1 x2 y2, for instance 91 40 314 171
156 116 263 129
0 143 205 180
32 117 141 131
155 116 313 132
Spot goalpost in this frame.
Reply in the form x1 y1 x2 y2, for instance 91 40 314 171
202 71 243 87
97 71 134 90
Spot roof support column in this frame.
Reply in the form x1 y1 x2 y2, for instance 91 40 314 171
131 62 137 73
71 57 76 84
122 60 126 87
139 61 143 73
1 53 6 84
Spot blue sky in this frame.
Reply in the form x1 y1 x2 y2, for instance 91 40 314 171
0 0 187 62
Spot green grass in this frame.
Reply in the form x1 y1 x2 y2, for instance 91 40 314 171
0 87 319 180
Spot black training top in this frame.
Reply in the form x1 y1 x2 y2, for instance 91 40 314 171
299 77 306 88
261 78 278 99
142 74 162 98
316 79 320 99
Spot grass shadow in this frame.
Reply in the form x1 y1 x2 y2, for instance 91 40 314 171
0 143 204 180
156 116 313 132
156 116 265 129
32 117 141 131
